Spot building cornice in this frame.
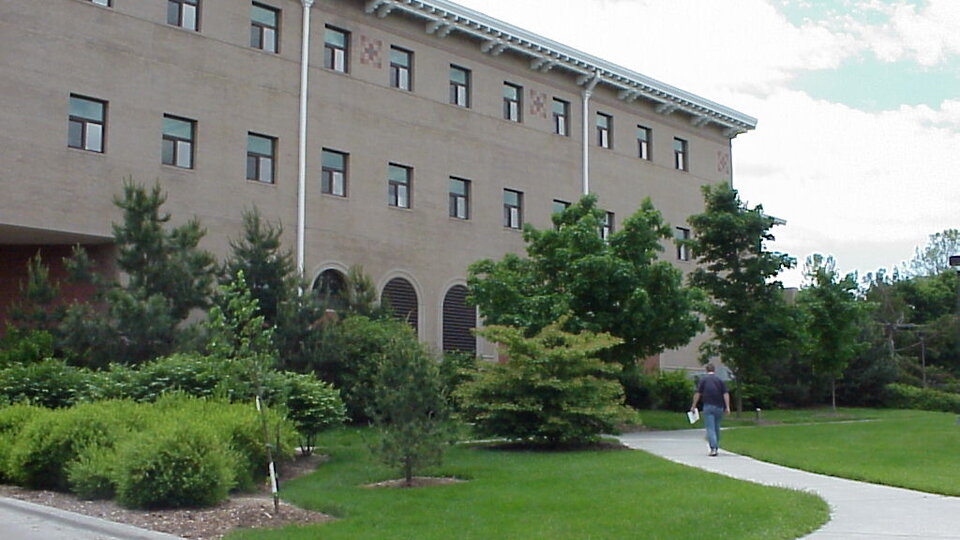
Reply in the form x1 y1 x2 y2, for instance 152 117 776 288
362 0 757 137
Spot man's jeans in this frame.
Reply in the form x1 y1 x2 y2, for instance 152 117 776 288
703 404 724 450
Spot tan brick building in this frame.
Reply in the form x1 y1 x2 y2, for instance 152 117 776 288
0 0 755 369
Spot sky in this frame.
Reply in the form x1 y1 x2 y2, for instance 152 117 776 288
454 0 960 287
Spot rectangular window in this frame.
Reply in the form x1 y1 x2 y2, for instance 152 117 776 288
553 98 569 136
449 177 470 220
388 164 412 208
601 212 615 241
597 112 612 148
449 65 470 108
89 0 110 6
503 82 522 122
250 3 279 53
68 94 106 153
637 125 651 160
246 133 275 184
390 46 412 90
675 227 691 261
167 0 199 31
674 137 688 171
503 189 523 229
324 26 349 73
162 115 195 169
552 199 570 215
321 149 347 196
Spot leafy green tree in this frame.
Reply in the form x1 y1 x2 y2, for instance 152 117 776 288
905 229 960 277
685 183 797 413
455 319 628 447
796 254 864 409
368 335 452 486
468 195 702 369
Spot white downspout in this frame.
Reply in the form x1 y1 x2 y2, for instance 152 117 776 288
296 0 315 277
580 73 600 196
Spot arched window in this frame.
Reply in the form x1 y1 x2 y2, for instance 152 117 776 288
442 284 476 353
381 277 418 331
313 268 346 310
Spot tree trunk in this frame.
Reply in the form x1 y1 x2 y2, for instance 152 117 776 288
831 378 836 411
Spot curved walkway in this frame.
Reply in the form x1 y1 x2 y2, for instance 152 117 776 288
0 497 180 540
618 429 960 539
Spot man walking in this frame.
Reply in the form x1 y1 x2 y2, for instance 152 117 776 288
690 363 730 456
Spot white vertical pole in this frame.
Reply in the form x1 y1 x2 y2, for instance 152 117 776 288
296 0 315 277
580 73 600 196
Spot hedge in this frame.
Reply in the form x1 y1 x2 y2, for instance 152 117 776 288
883 383 960 414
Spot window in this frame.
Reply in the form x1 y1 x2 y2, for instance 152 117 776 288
68 95 106 153
503 82 522 122
674 137 688 171
675 227 691 261
637 125 651 160
390 46 412 90
388 164 411 208
552 199 570 215
553 98 569 136
324 26 348 73
597 112 612 148
449 65 470 108
449 177 470 219
443 285 476 353
89 0 110 6
601 212 615 241
321 149 347 196
503 189 523 229
167 0 199 31
382 277 419 331
162 115 195 169
313 269 347 310
250 3 279 53
246 133 275 184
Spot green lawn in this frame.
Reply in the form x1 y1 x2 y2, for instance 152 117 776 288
722 409 960 495
228 428 827 540
638 407 882 431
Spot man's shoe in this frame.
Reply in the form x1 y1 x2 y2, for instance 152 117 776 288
709 449 718 457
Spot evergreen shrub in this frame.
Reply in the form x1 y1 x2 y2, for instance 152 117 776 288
883 383 960 413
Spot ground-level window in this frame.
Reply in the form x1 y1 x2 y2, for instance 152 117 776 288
443 285 476 353
382 277 418 332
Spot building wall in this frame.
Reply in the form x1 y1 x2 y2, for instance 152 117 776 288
0 0 747 368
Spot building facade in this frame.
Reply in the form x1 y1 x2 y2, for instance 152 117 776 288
0 0 756 369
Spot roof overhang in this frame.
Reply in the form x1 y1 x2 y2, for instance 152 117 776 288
362 0 758 137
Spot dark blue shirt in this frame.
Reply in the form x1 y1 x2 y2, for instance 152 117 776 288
696 373 727 408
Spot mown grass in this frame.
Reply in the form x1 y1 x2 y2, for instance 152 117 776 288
721 409 960 496
229 428 827 540
637 406 882 431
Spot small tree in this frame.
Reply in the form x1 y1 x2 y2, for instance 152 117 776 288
685 183 797 413
797 254 864 409
455 319 628 447
9 252 64 333
368 335 452 486
59 181 216 366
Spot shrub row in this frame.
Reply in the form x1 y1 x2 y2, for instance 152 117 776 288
621 369 693 412
882 382 960 414
0 354 346 447
0 396 297 508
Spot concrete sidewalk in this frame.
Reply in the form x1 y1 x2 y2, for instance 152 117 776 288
0 497 181 540
618 429 960 539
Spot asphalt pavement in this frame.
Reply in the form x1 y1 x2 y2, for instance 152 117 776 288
0 496 180 540
618 428 960 539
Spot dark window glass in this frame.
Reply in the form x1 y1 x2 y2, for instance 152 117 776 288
390 46 412 90
324 26 349 72
503 189 523 229
674 138 688 170
167 0 199 31
449 65 470 107
68 95 106 153
637 125 651 160
449 177 469 219
388 164 411 208
162 115 195 169
246 133 275 183
321 149 347 196
251 3 279 53
503 82 522 122
597 112 612 148
553 98 569 136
